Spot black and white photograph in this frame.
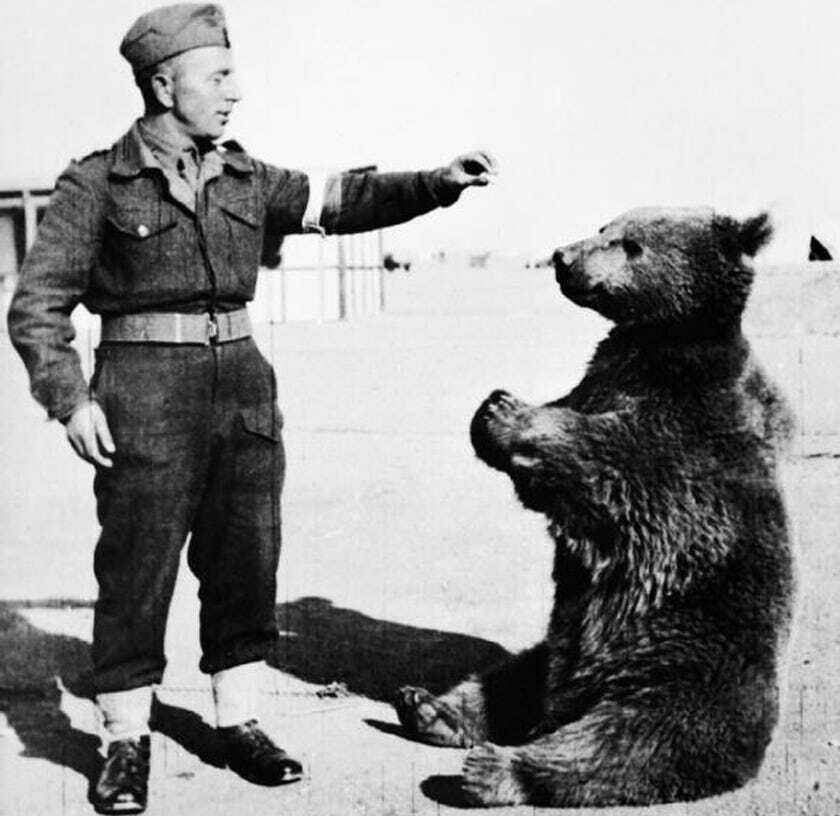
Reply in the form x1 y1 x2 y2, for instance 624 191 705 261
0 1 838 814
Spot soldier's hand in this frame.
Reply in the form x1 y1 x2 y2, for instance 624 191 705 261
444 151 499 188
65 400 115 468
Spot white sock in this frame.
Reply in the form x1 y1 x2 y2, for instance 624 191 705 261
97 686 153 744
212 661 264 728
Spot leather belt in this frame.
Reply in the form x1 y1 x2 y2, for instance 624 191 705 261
100 309 252 345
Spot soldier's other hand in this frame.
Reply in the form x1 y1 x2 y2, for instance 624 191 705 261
65 400 115 468
444 151 499 188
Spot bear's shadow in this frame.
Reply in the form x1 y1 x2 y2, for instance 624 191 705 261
270 596 509 700
0 597 508 791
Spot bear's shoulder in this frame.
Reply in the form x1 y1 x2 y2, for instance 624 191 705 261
736 353 795 455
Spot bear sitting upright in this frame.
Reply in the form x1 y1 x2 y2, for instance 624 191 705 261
395 208 795 807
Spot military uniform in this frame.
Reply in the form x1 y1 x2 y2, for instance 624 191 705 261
8 121 462 693
8 4 494 810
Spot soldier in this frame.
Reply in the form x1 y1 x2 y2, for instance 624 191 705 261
7 4 497 814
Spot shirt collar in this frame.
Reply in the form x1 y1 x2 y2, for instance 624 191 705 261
136 117 199 171
110 120 253 178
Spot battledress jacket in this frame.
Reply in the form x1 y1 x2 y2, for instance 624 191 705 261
8 124 462 422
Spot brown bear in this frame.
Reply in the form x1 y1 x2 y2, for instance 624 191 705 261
394 207 795 807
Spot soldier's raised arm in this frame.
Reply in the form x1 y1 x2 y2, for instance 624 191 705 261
259 150 498 237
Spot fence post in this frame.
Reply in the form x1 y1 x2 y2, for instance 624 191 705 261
22 189 38 250
337 236 347 320
377 229 385 312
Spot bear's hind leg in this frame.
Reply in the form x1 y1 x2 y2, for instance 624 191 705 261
462 702 666 807
462 690 774 808
395 642 549 747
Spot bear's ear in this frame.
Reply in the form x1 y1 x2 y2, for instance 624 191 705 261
737 212 773 258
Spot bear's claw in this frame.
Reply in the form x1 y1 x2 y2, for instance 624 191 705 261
470 389 528 471
484 389 521 417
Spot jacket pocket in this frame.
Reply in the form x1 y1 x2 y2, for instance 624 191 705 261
240 403 284 442
217 194 262 294
102 203 183 295
106 208 178 239
219 194 260 228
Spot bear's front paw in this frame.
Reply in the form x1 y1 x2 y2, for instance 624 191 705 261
482 389 524 418
462 743 527 806
470 390 526 471
394 687 471 747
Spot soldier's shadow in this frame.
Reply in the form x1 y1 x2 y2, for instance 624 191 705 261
0 601 102 798
1 597 508 790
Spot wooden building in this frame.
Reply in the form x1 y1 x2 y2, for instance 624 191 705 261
0 181 388 331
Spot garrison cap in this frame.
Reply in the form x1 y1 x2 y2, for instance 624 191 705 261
120 3 230 74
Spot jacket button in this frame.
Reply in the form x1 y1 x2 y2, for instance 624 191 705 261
137 224 149 237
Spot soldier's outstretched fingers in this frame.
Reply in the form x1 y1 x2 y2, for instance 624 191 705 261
460 152 495 185
447 151 500 188
475 151 500 175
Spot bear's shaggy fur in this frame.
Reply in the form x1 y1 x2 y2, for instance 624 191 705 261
395 208 795 807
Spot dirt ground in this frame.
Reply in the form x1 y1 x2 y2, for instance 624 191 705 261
1 258 838 815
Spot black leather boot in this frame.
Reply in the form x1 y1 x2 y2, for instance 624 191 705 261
92 735 150 814
218 719 303 786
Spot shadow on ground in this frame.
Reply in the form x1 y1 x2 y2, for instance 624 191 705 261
271 596 510 701
0 598 508 785
0 601 101 796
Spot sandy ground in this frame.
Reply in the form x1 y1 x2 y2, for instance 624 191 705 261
1 258 839 815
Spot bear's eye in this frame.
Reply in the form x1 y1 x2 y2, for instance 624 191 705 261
622 238 643 259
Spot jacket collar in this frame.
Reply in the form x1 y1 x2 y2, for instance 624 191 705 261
217 140 253 175
109 123 150 178
109 121 254 178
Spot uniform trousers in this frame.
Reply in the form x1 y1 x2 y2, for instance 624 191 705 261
90 336 284 694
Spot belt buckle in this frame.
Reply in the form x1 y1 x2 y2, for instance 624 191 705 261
206 313 219 343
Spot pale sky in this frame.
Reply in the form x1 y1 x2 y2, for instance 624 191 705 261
1 0 838 260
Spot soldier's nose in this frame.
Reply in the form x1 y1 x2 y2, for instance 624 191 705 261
226 78 243 102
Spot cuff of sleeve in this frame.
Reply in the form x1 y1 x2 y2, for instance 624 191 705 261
302 171 332 235
429 168 462 208
52 392 92 425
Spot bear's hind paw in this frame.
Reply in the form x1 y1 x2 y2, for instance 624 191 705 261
394 686 470 747
462 743 527 806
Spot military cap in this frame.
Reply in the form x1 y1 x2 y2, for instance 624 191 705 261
120 3 230 73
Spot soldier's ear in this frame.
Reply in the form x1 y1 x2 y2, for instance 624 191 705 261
149 72 175 109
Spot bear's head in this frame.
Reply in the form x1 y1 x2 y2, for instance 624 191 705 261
551 208 772 329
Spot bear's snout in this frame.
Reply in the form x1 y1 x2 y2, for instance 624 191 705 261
553 246 591 297
552 248 572 284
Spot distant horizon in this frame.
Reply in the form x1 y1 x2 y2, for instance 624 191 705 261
0 173 830 266
0 169 830 265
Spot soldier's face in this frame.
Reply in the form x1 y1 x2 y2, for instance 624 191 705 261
168 46 242 140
